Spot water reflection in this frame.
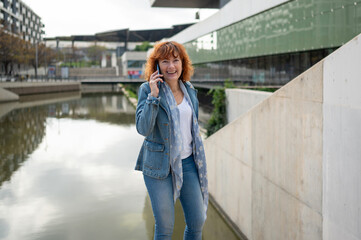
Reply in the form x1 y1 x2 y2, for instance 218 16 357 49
0 107 47 186
0 92 240 239
0 93 145 240
143 194 240 240
0 93 136 188
0 120 146 239
47 93 135 125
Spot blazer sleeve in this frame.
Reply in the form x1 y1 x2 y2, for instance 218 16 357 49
135 84 160 137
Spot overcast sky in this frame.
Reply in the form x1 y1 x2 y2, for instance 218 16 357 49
22 0 218 38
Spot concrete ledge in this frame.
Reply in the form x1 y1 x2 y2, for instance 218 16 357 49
0 82 80 96
226 88 272 123
209 194 248 240
0 91 81 119
0 88 19 103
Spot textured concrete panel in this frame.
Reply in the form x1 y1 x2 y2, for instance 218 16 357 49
213 115 252 167
204 33 361 240
252 83 323 213
323 105 361 240
223 150 253 238
252 171 322 240
225 89 271 124
205 116 253 238
324 35 361 107
323 217 360 240
276 62 323 103
205 58 324 240
207 153 252 238
233 114 252 167
204 138 217 194
234 157 252 239
323 34 361 240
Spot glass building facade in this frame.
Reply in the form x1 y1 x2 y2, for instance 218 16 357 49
0 0 44 43
182 0 361 85
193 47 336 85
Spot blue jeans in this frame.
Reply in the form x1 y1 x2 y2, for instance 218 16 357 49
144 154 206 240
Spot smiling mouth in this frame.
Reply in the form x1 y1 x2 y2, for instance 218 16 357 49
167 71 177 74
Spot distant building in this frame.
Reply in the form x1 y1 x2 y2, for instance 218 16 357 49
121 51 147 79
153 0 361 86
0 0 44 43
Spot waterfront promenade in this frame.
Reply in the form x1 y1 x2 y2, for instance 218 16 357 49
1 34 360 240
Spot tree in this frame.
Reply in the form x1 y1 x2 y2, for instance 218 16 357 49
0 26 57 77
24 43 57 77
0 26 23 75
86 44 107 64
134 41 153 51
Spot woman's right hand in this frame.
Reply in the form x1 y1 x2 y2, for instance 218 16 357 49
149 70 163 97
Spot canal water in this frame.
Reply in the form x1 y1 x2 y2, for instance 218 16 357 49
0 91 239 240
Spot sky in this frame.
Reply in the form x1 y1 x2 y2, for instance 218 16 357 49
22 0 218 38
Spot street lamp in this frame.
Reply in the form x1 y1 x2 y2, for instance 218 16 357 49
35 40 38 79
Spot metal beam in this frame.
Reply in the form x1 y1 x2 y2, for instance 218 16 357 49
44 24 194 43
150 0 220 8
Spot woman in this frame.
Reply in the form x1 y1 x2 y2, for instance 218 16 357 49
135 41 208 240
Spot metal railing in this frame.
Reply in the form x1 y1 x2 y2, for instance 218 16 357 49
0 74 86 82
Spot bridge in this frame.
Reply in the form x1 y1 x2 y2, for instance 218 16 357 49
80 77 245 84
79 77 281 89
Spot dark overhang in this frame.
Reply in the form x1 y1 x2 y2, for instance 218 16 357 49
44 23 194 43
149 0 221 8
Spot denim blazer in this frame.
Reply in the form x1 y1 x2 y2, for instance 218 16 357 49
135 81 199 179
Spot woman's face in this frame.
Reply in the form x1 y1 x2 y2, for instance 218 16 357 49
158 55 182 83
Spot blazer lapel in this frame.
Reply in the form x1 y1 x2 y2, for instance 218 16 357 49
158 83 170 114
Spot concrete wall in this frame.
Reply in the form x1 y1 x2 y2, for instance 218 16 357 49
204 34 361 240
0 82 80 96
0 91 81 119
225 89 272 123
322 35 361 240
68 67 117 77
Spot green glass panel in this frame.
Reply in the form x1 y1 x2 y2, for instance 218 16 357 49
357 3 361 36
185 0 361 64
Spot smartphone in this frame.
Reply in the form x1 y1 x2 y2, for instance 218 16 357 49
156 63 161 75
156 63 162 88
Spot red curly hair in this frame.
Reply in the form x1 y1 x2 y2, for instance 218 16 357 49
144 41 194 82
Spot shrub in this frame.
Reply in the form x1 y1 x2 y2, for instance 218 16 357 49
206 80 235 137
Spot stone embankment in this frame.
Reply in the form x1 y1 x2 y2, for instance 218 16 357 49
118 83 138 108
0 88 19 103
68 67 117 77
0 81 80 103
